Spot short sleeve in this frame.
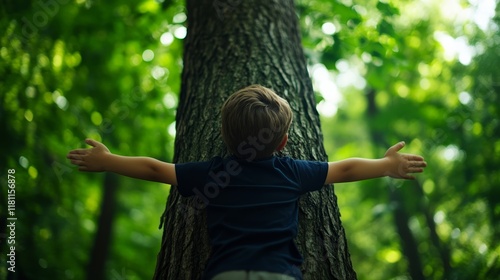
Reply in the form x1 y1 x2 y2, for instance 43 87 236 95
291 159 329 194
175 157 223 197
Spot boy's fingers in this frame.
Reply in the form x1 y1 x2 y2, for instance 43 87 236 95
410 160 427 167
68 149 87 155
407 154 425 161
408 167 424 173
69 155 83 163
79 166 89 172
67 152 87 160
388 141 405 154
85 138 99 147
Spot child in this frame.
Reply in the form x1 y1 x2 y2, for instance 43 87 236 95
67 85 427 280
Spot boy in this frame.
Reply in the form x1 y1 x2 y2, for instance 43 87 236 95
67 85 427 280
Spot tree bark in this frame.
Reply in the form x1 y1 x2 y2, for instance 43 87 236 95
154 0 356 279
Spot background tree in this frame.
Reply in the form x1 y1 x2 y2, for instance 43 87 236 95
153 0 355 279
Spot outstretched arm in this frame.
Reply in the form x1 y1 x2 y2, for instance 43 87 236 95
325 141 427 184
67 139 177 185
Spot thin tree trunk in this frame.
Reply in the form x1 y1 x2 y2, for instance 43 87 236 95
413 180 452 278
86 173 119 280
154 0 356 279
366 88 425 279
389 184 425 280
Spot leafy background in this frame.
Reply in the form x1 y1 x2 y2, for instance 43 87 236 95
1 0 499 279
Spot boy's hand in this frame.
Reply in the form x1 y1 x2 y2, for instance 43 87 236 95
384 141 427 180
67 139 110 172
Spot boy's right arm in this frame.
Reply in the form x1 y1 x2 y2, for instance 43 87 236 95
67 139 177 185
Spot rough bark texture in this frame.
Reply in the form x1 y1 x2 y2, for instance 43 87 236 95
154 1 356 279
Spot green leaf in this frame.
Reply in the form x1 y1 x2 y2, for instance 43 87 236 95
376 1 400 16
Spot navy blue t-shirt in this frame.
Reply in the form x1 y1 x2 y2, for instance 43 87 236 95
175 156 328 280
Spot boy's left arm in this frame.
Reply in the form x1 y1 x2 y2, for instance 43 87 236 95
324 141 427 184
67 139 177 185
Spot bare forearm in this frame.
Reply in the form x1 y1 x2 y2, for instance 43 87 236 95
333 158 390 183
103 154 166 183
325 142 427 184
68 139 178 185
327 157 391 184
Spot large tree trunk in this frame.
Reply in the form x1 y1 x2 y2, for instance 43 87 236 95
154 0 356 279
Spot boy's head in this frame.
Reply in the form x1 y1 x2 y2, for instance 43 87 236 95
221 85 293 160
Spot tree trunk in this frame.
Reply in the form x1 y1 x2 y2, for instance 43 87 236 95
389 183 425 280
86 173 119 280
154 0 356 279
410 180 451 279
366 88 426 279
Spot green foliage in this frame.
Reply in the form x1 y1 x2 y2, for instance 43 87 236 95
1 0 182 278
299 0 500 279
1 0 498 279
